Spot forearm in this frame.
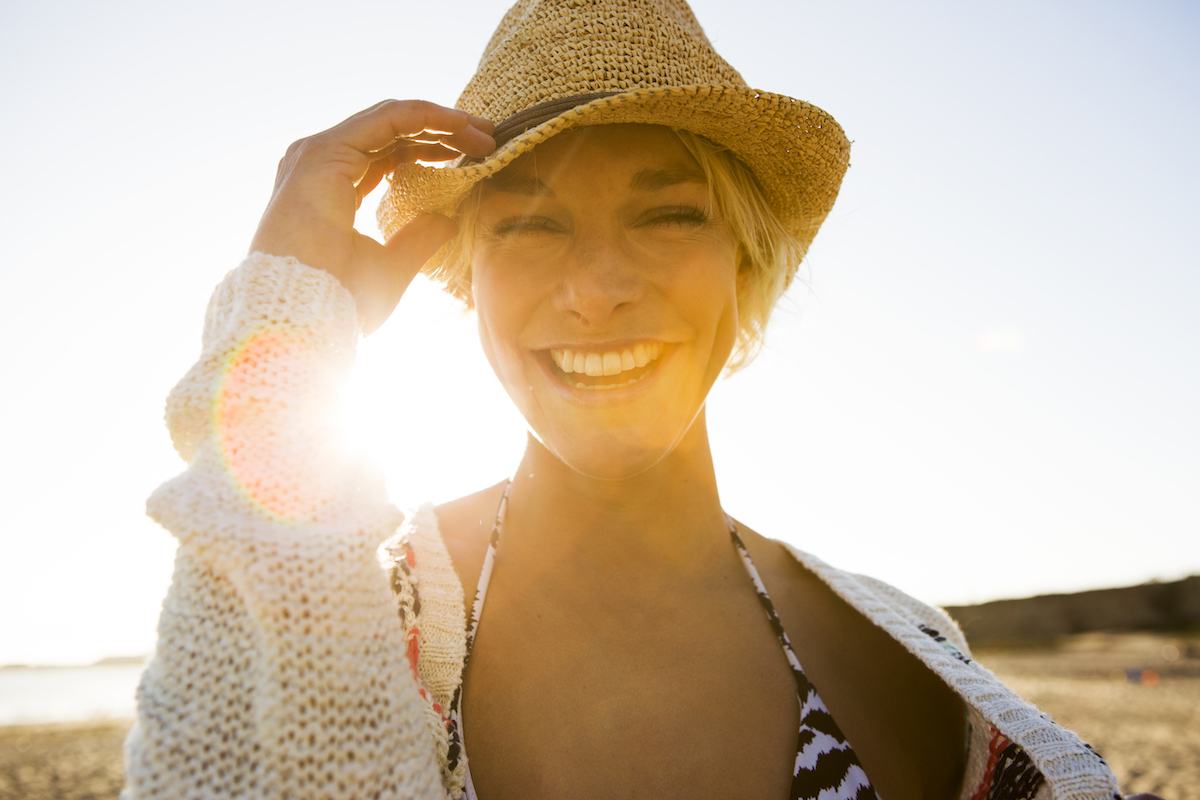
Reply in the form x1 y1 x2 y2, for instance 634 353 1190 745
125 254 445 800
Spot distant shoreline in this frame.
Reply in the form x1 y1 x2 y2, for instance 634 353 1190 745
6 575 1197 669
0 717 134 732
0 661 145 727
0 655 148 671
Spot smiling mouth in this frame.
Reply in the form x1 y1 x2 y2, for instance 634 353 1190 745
546 343 665 390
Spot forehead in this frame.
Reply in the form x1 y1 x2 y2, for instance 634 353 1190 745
483 124 705 193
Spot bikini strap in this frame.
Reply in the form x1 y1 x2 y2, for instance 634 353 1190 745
726 516 807 677
463 481 510 664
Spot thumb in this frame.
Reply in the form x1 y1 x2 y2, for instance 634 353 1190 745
386 213 460 285
358 213 460 335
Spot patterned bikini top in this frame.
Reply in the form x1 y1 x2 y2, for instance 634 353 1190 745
451 485 881 800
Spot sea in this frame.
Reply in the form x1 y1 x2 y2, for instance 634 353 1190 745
0 662 145 726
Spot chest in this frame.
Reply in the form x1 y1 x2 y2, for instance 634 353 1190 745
459 572 802 800
433 510 966 800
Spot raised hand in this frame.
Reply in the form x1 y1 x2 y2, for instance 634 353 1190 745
250 100 495 332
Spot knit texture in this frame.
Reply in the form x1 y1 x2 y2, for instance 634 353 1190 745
127 254 1122 800
124 254 446 800
785 550 1121 800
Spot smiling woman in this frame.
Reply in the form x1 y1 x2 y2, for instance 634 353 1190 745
470 126 741 479
122 1 1138 799
441 125 801 374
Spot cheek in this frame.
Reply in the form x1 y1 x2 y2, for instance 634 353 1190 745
471 264 510 375
689 255 741 382
675 248 740 350
709 288 740 378
471 257 540 402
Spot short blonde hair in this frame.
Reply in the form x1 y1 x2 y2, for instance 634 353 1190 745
425 127 805 372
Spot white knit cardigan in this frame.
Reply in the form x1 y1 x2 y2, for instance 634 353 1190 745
122 255 1123 800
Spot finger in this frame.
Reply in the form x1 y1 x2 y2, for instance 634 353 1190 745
407 126 495 157
365 135 463 160
336 99 492 158
365 139 460 164
356 143 462 204
355 214 461 335
469 114 496 135
385 214 460 285
400 142 464 162
356 160 389 207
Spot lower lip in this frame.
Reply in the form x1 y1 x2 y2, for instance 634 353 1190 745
534 348 672 404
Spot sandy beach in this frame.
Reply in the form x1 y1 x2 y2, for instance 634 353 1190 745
0 718 128 800
2 632 1196 799
971 632 1200 800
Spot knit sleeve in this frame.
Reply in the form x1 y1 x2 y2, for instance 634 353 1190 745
123 253 447 800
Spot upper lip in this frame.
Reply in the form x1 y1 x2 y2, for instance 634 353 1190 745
532 337 667 351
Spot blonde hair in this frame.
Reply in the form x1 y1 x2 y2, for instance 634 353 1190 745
426 127 805 372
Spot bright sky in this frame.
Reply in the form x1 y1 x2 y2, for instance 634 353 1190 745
1 0 1196 666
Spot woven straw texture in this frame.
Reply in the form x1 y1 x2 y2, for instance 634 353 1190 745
378 0 851 263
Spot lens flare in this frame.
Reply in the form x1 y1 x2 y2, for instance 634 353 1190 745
214 326 345 522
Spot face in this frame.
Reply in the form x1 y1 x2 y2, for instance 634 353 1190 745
471 124 740 480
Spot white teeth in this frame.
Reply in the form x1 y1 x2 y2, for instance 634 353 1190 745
551 342 665 386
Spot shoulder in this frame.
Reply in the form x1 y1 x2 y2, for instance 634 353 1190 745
730 519 972 704
733 522 972 800
736 524 1121 800
737 523 970 659
433 480 509 602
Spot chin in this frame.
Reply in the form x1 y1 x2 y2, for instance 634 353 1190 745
554 448 670 481
531 416 697 481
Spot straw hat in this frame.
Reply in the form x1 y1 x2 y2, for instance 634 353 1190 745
378 0 850 259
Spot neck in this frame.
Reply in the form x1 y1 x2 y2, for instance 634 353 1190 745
502 409 729 576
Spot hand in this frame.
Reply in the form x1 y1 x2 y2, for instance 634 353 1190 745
250 100 495 333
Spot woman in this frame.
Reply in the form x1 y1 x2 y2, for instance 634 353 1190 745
124 1 1131 799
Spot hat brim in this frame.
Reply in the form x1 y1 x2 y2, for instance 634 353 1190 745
378 84 850 261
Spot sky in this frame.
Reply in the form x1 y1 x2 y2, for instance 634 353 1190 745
0 0 1197 666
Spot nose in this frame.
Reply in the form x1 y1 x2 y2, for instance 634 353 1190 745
553 229 644 328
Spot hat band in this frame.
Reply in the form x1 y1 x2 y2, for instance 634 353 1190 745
458 91 619 166
491 91 618 147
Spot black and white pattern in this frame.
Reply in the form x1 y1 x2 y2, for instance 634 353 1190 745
729 521 881 800
454 484 508 800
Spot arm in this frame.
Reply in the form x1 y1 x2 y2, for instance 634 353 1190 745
123 102 494 800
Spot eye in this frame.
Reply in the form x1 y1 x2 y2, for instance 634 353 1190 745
636 205 711 230
488 216 564 237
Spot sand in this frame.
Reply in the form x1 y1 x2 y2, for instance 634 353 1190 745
2 632 1195 799
972 631 1200 800
0 719 129 800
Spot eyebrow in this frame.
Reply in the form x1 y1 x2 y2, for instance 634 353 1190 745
629 167 707 192
484 175 554 197
483 166 707 197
